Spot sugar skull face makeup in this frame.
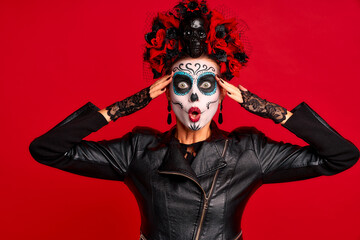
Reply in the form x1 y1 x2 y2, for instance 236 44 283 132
170 57 220 131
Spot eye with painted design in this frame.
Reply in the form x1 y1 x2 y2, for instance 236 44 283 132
197 73 216 95
178 81 189 89
173 73 192 95
199 81 211 89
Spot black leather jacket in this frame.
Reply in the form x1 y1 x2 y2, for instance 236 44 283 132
29 102 359 240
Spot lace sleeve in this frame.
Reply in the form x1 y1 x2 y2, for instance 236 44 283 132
239 89 287 124
105 86 152 122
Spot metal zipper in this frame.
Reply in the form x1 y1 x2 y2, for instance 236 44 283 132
233 230 243 240
155 170 208 240
139 232 147 240
158 139 229 240
194 139 229 240
194 168 220 240
139 230 242 240
157 171 206 196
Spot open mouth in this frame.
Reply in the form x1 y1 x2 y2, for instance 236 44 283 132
188 107 201 122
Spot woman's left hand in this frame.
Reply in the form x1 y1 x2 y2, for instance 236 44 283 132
215 75 291 124
215 74 247 104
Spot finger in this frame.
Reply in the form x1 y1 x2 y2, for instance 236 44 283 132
158 74 172 85
150 74 172 92
228 91 244 103
215 74 225 84
238 84 248 91
157 77 172 91
150 87 168 99
216 75 240 93
155 78 173 92
153 74 172 86
215 75 232 92
226 91 242 103
161 75 173 84
215 75 244 103
150 87 167 98
221 84 241 101
217 79 237 95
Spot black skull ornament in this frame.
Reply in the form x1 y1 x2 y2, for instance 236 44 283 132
180 17 208 58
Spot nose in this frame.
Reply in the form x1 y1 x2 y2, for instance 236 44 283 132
190 93 199 102
191 37 200 44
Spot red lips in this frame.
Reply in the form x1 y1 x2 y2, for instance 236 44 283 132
188 107 201 122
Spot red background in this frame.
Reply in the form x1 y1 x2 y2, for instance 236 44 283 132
1 0 360 239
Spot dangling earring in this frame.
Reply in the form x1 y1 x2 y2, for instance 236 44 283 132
167 100 172 125
218 100 223 124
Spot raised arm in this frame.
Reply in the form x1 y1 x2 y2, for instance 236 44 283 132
29 74 172 180
216 75 359 183
253 102 359 183
98 73 173 122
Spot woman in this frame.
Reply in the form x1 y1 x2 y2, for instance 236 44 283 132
29 0 359 239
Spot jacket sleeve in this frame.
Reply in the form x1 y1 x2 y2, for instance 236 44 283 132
252 102 359 183
29 102 138 181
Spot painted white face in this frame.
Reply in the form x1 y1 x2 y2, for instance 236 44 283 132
170 57 220 131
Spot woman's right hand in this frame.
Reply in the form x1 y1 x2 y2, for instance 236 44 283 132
99 72 173 122
149 72 173 99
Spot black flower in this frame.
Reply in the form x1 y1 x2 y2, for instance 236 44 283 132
152 19 165 32
145 31 156 44
152 68 162 79
223 71 234 80
234 52 249 63
143 48 151 60
212 48 227 62
188 1 198 10
215 24 227 39
175 4 187 16
206 11 212 20
166 48 180 58
166 27 178 39
224 34 232 43
200 4 208 14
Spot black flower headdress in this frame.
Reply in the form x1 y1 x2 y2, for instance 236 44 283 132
143 0 249 80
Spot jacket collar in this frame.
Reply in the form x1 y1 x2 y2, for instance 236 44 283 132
158 120 228 145
158 121 228 181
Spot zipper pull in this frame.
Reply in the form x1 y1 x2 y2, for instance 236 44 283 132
204 198 209 209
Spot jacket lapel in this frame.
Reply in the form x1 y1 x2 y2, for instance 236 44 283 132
158 136 200 182
157 121 228 180
190 140 227 177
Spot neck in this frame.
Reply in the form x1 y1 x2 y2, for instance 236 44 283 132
175 120 212 144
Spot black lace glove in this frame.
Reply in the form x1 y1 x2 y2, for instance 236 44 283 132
239 89 287 124
105 86 152 122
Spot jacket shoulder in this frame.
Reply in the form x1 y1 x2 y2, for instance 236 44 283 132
132 126 162 136
131 126 163 144
229 126 265 139
227 126 269 152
